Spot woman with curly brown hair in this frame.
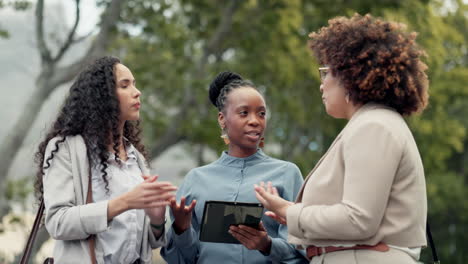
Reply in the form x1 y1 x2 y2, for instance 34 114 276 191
255 14 429 263
35 56 177 263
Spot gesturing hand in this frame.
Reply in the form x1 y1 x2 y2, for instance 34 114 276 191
108 175 177 221
140 175 177 223
254 181 293 224
170 196 197 235
229 222 272 254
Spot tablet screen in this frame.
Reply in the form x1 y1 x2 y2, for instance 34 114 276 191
199 201 264 244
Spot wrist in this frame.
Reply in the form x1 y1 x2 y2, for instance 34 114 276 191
150 219 166 230
173 222 188 235
259 236 272 255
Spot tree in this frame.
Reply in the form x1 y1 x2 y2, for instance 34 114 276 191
0 0 124 220
115 0 468 262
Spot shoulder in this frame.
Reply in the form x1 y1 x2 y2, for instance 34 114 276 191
349 105 407 135
262 154 302 176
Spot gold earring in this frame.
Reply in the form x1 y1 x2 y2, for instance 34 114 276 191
221 134 230 145
259 137 265 148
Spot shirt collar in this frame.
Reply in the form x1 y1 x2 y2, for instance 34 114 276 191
215 149 268 168
107 143 138 163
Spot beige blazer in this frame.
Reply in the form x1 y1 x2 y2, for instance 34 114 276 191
43 135 165 264
286 103 427 248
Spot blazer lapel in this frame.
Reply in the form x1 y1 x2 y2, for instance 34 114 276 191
295 131 344 202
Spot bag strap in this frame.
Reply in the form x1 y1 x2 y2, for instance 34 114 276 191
20 167 97 264
20 199 45 264
87 165 97 264
427 220 440 264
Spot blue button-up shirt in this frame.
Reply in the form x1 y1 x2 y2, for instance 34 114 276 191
161 149 308 264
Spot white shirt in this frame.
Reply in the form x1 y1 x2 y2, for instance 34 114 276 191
92 144 145 264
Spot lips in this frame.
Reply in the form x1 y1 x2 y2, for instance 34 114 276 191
245 131 261 141
133 102 141 109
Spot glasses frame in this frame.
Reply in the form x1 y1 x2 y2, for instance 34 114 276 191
318 66 329 82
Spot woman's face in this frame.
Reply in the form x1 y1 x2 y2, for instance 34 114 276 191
219 87 267 157
320 70 349 119
115 63 141 122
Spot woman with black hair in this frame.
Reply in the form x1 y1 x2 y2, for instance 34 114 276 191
35 56 177 264
161 72 307 264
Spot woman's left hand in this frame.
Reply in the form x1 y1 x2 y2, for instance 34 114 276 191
254 181 293 221
229 222 272 254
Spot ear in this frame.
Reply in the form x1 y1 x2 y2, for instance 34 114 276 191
218 112 225 129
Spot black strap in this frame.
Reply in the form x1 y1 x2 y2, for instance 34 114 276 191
426 220 440 264
20 200 45 264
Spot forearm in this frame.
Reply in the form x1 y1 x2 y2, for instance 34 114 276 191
107 195 129 221
161 225 199 263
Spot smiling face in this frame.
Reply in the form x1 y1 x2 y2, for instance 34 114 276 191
320 70 349 119
114 63 141 122
218 87 267 158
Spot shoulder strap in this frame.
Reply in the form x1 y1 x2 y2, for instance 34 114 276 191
87 165 97 264
20 200 45 264
427 220 440 264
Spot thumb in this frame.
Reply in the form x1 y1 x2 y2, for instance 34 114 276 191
258 221 267 231
143 175 158 182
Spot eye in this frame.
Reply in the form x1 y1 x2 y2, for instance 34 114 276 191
259 111 266 117
239 111 248 116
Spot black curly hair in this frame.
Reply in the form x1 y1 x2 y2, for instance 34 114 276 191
208 71 258 112
34 56 148 203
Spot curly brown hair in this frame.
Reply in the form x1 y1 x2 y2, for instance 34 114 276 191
34 56 148 203
309 14 429 115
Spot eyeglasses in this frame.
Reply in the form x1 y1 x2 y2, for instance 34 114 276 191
318 66 329 82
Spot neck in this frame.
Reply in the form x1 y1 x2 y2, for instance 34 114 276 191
345 103 363 120
227 145 258 158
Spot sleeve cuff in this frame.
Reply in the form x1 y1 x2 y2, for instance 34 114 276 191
267 237 283 261
171 225 195 248
79 200 109 234
148 224 167 249
287 203 305 238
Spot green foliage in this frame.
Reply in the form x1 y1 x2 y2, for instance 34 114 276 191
112 0 468 262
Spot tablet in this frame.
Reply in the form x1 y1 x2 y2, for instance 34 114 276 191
199 200 264 244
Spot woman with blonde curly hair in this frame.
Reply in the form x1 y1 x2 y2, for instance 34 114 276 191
255 14 429 263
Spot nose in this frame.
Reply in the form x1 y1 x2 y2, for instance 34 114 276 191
319 84 324 93
248 114 260 126
133 87 141 98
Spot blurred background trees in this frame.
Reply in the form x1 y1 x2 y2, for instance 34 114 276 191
1 0 467 263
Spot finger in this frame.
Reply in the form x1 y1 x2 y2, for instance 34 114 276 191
145 181 177 189
185 199 197 212
142 185 175 193
267 181 273 194
272 186 279 196
258 221 267 231
237 225 260 236
260 181 265 189
144 200 170 208
229 226 251 240
143 175 158 182
255 190 268 205
230 232 254 250
254 185 270 200
169 197 178 209
180 196 187 207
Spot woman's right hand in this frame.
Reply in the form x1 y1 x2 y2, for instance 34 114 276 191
108 176 177 220
170 196 196 235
